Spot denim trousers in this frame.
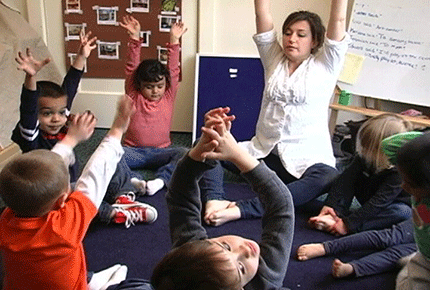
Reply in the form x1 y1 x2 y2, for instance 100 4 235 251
324 219 416 277
122 146 187 184
200 153 339 219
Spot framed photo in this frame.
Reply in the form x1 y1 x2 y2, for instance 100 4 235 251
64 23 86 41
161 0 179 15
157 45 168 65
140 30 152 47
126 0 149 13
97 41 121 60
68 53 87 73
93 6 119 25
158 15 181 32
64 0 82 14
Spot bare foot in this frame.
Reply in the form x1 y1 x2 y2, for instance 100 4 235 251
204 200 240 226
297 243 326 261
309 214 337 232
332 259 354 278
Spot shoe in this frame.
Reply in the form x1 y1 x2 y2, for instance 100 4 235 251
112 193 158 228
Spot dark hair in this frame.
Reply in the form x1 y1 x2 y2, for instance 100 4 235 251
282 10 326 54
37 81 66 99
151 240 241 290
0 149 69 217
397 132 430 193
133 59 171 93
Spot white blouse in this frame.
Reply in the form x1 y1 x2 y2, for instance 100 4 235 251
240 29 351 178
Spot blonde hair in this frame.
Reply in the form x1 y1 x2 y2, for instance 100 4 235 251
356 113 412 172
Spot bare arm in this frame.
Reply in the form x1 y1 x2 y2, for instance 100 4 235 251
326 0 348 41
254 0 274 34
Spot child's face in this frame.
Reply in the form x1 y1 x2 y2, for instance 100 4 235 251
282 20 316 62
38 96 68 135
140 77 166 102
208 235 260 287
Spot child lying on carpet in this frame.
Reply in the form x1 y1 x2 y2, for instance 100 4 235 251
106 107 294 290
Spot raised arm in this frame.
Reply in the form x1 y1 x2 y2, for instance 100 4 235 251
326 0 348 41
254 0 274 34
15 48 50 91
72 30 97 71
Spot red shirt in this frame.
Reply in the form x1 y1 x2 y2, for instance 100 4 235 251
0 192 97 290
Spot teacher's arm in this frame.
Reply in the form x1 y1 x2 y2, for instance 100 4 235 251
326 0 348 41
254 0 274 34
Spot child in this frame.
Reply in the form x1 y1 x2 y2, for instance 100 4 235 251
202 0 350 226
391 131 430 289
0 95 135 289
12 32 156 228
149 107 294 289
12 29 96 182
309 113 413 235
119 15 188 196
296 131 424 279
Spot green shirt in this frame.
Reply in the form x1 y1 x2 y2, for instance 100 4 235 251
412 196 430 259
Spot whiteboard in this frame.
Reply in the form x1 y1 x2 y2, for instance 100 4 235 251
338 0 430 107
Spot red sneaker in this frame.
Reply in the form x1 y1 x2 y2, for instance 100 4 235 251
112 192 158 228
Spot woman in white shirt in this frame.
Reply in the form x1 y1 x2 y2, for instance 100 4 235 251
203 0 351 226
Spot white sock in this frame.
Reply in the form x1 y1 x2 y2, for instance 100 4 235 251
88 264 121 290
131 177 146 194
146 178 164 196
100 265 128 290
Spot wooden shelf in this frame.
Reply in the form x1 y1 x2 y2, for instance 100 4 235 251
329 103 430 128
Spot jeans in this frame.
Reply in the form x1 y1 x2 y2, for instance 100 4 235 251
123 146 187 184
324 219 416 277
200 153 339 219
106 279 154 290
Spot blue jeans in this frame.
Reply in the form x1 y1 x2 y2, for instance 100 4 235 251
106 279 153 290
324 219 416 277
357 202 412 232
123 146 187 184
200 153 339 219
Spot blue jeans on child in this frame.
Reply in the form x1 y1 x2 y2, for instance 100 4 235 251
200 153 339 219
122 146 187 184
324 219 416 277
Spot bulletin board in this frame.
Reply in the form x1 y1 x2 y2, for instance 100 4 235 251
62 0 181 79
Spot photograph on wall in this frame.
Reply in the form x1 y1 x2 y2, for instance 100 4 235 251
126 0 149 13
64 23 86 41
158 15 180 32
65 0 82 14
97 41 121 59
68 53 87 72
93 6 119 25
140 30 152 47
161 0 178 15
157 45 168 64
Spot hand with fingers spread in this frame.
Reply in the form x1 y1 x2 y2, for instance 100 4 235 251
170 21 187 44
120 15 141 41
73 30 97 70
15 48 51 78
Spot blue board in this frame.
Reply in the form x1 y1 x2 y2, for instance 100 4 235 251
193 54 265 142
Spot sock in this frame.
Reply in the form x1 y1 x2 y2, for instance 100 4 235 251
131 177 146 194
100 265 128 290
88 264 121 290
146 178 164 196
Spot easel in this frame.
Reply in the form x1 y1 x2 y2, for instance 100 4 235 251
329 86 430 136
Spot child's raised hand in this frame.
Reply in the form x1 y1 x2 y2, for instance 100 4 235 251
77 30 97 59
120 15 141 40
204 107 234 131
62 111 97 148
15 48 50 77
170 21 187 44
